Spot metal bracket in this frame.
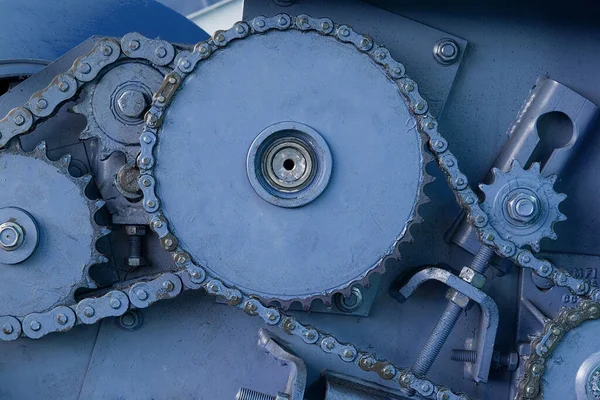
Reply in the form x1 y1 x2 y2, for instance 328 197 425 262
395 267 499 383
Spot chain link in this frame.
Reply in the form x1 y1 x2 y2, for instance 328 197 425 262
0 14 597 400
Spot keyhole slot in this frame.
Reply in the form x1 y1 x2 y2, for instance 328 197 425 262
526 111 574 170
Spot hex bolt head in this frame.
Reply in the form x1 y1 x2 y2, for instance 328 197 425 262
506 192 540 224
433 38 459 65
117 90 148 119
0 222 24 251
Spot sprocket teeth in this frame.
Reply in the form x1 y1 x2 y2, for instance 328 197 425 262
556 212 567 222
79 127 93 140
529 161 541 174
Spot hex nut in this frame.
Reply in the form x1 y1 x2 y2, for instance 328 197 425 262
459 266 487 289
446 289 470 308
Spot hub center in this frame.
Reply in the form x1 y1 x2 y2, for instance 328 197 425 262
246 121 332 208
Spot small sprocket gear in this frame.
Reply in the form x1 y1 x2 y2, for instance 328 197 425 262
72 61 166 160
0 140 109 317
479 160 566 252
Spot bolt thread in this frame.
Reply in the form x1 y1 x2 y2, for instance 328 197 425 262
451 349 477 363
471 245 495 274
235 388 275 400
412 301 463 376
128 235 142 259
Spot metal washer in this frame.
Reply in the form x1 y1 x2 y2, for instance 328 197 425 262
0 207 39 265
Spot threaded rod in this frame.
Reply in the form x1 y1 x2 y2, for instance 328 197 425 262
235 388 275 400
451 349 478 363
411 245 494 376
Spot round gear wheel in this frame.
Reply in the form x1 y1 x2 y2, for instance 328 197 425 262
73 61 166 160
143 17 429 308
0 140 108 318
479 159 566 252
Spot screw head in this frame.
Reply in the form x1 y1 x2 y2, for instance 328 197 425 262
117 90 148 119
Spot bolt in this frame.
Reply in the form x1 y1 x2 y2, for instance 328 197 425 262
126 225 146 268
118 310 143 331
117 90 148 119
235 25 245 34
256 20 266 28
2 324 13 335
321 22 329 30
507 192 540 224
335 287 363 313
451 349 477 363
266 311 277 321
102 46 113 56
152 220 162 229
216 33 225 42
411 246 494 376
129 40 140 51
433 39 459 65
324 339 335 350
56 313 68 325
0 221 24 251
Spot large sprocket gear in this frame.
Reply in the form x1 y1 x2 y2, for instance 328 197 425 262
480 160 566 252
0 140 108 318
142 19 431 308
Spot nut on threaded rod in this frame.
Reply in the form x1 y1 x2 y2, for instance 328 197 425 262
411 246 494 376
